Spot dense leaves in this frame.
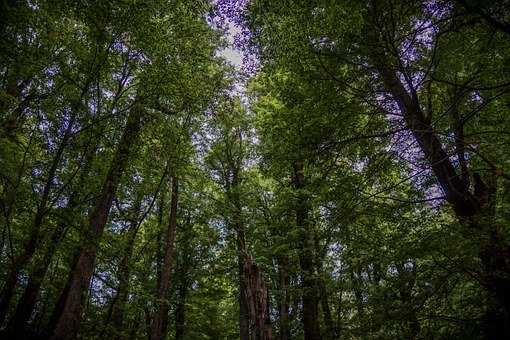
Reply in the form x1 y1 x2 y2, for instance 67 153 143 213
1 0 509 339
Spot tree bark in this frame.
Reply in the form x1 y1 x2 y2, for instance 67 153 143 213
242 256 273 340
49 102 143 340
150 175 179 340
292 161 320 340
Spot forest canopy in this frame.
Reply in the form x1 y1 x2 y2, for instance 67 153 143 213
1 0 509 339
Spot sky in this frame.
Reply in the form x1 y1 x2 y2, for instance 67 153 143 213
218 22 244 69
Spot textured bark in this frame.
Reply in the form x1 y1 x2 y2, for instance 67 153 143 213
155 188 167 294
242 256 272 340
225 154 272 339
479 227 510 339
49 103 143 340
150 176 179 340
47 250 80 335
292 161 320 340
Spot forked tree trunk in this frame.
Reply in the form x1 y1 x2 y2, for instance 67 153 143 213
49 103 143 340
365 5 510 335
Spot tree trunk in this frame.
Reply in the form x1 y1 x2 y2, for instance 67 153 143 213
292 161 320 340
155 187 167 294
479 226 510 339
106 197 143 340
49 103 143 340
150 175 179 340
0 112 76 324
174 282 187 340
277 256 290 340
6 141 97 335
174 216 194 340
242 255 273 340
375 63 510 339
238 243 251 340
350 268 364 321
365 6 510 335
227 165 251 340
396 262 420 339
5 223 65 337
318 278 335 340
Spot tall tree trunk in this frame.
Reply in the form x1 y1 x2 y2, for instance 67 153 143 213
49 103 143 340
242 255 273 340
334 286 343 338
319 278 334 340
277 256 290 340
365 5 510 336
350 268 365 321
238 241 251 340
0 112 76 324
5 224 66 337
292 161 320 340
106 197 143 340
396 262 420 339
228 166 251 340
174 216 193 340
155 187 167 293
6 141 97 335
150 175 179 340
174 281 187 340
374 62 510 339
